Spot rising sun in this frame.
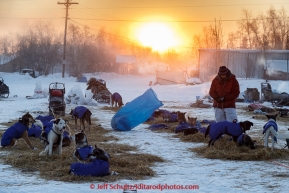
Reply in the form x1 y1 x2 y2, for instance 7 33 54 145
134 22 180 52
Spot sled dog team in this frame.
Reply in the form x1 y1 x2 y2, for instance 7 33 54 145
0 106 283 176
158 107 280 150
1 76 284 176
0 108 116 177
0 78 126 177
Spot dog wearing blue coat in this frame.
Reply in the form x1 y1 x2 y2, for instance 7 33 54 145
1 112 36 150
205 120 254 147
110 92 124 107
70 106 92 131
263 114 278 150
69 145 113 176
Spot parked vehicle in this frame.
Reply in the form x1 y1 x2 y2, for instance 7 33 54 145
0 77 9 98
261 82 289 106
19 69 38 78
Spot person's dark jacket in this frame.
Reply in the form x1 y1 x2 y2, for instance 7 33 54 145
209 70 240 108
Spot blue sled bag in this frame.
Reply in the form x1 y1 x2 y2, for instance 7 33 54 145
111 88 163 131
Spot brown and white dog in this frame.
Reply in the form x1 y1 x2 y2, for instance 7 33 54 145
177 111 186 123
39 118 67 156
71 131 91 161
70 106 92 131
1 112 36 149
187 116 197 126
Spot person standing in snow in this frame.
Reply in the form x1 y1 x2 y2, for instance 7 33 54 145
209 66 240 122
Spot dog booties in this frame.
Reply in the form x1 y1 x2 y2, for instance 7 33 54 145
1 122 28 146
72 106 89 118
70 159 110 176
263 120 278 143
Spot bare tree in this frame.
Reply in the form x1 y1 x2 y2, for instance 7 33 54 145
0 34 17 66
237 9 255 49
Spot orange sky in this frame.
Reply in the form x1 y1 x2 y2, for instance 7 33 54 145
0 0 289 52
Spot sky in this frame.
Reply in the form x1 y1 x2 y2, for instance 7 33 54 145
1 0 289 52
1 71 289 192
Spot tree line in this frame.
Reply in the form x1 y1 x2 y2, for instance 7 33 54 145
193 6 289 58
1 6 289 77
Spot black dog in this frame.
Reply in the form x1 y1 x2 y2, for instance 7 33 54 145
205 121 254 147
87 145 111 162
183 128 199 136
237 133 256 149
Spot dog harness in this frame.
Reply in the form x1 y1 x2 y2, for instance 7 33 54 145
70 159 109 176
112 92 122 101
77 145 94 160
1 122 28 146
73 106 88 118
263 120 278 142
208 121 243 140
42 126 61 145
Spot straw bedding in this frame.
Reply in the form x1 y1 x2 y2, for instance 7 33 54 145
1 106 289 182
0 114 164 182
146 114 289 161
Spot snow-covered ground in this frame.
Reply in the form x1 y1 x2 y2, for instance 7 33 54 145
1 71 289 193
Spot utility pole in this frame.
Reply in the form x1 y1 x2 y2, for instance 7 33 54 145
58 0 78 78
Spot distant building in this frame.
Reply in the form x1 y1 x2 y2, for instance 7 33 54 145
198 49 289 82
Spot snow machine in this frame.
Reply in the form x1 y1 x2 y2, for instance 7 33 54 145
0 77 9 98
261 82 289 106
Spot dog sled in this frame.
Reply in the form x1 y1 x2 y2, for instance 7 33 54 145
261 82 289 106
93 89 111 104
48 82 66 116
87 77 110 104
0 77 9 98
244 88 260 102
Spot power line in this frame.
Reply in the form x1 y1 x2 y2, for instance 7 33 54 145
69 19 138 44
69 19 194 51
58 0 78 78
1 16 287 23
69 3 289 9
0 17 63 19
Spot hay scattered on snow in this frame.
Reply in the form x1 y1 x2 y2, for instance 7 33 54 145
146 115 289 161
0 115 164 182
145 116 209 143
190 136 289 160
